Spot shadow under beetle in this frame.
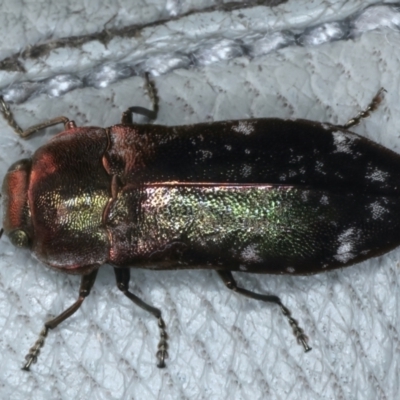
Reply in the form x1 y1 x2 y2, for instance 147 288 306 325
0 82 392 370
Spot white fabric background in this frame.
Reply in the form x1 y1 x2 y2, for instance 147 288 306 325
0 1 400 399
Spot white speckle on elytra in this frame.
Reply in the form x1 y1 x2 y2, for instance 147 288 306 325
332 131 359 154
320 195 329 205
334 227 359 263
225 145 232 151
289 155 304 164
198 149 213 160
239 264 248 271
286 267 295 273
315 161 326 175
279 174 287 181
245 149 251 154
368 201 389 220
241 164 252 177
366 167 389 182
301 191 309 202
241 244 263 263
232 121 255 135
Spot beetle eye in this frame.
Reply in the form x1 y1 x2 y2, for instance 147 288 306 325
9 229 30 248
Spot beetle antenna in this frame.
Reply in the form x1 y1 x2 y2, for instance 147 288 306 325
341 87 386 129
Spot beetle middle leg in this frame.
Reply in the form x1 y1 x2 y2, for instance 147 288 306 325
114 267 168 368
121 72 159 124
341 87 386 129
22 268 99 371
0 96 74 139
217 270 311 353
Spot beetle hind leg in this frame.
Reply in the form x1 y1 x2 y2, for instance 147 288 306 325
341 87 386 129
217 270 311 353
114 268 168 368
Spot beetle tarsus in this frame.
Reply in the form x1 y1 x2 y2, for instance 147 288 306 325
156 316 169 368
216 270 311 352
278 302 311 353
114 268 169 368
22 326 49 371
299 337 312 353
342 87 386 129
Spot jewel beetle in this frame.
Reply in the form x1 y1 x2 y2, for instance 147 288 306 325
0 85 393 370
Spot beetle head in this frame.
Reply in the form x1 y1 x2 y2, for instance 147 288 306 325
2 158 33 249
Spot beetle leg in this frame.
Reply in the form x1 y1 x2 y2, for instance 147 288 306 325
144 72 159 119
114 267 168 368
0 96 72 139
216 270 311 353
341 87 386 129
22 268 99 371
121 72 159 124
121 106 158 123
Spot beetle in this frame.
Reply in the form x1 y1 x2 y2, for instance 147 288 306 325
0 84 393 371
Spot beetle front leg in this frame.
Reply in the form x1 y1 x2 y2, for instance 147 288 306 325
22 268 99 371
341 87 385 129
0 96 74 139
121 73 159 124
216 270 311 353
114 268 168 368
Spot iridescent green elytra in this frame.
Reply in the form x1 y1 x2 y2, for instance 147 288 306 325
110 183 400 275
